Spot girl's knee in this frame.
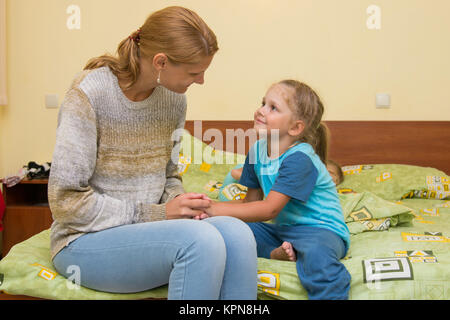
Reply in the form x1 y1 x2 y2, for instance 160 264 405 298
297 245 350 283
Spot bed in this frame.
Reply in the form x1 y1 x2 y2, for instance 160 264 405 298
0 120 449 300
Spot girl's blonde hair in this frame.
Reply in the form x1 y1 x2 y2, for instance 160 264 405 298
84 6 218 89
279 80 329 164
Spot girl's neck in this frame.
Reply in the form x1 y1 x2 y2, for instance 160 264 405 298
266 135 300 159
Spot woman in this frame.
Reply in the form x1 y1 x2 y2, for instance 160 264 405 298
49 6 257 299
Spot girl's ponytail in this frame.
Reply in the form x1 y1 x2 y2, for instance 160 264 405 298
315 122 329 164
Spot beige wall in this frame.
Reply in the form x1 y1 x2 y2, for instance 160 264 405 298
1 0 450 178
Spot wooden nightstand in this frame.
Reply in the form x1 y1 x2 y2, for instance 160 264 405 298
1 179 52 257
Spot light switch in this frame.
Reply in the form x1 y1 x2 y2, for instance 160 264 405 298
45 94 59 109
376 93 390 108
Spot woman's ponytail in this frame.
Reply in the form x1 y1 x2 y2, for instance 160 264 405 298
84 32 141 90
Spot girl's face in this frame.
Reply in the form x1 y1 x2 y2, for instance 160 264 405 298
159 55 213 94
254 84 297 136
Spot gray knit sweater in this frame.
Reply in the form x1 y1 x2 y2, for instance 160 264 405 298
48 67 186 259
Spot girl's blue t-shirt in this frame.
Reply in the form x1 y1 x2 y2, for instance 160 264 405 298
240 139 350 249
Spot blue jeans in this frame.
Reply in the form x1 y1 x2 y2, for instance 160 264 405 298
247 223 351 300
53 216 257 299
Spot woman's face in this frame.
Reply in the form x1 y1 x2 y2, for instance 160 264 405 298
160 55 214 94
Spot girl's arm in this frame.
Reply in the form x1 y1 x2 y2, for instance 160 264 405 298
224 187 264 204
206 189 291 222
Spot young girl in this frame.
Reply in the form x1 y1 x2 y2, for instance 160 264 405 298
204 80 351 300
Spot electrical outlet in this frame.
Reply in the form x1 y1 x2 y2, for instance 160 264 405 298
45 94 59 109
376 93 390 108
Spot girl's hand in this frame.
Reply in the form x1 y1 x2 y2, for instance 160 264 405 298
199 201 215 218
193 212 210 220
166 193 212 220
193 194 212 220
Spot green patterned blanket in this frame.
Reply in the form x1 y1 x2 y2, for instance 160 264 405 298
1 198 448 300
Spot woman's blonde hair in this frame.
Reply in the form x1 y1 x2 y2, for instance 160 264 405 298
84 6 218 89
279 80 329 164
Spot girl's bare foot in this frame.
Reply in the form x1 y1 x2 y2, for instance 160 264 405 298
270 241 296 262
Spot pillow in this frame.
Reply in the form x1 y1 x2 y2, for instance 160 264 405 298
339 191 414 234
337 164 450 201
218 164 248 202
178 132 246 199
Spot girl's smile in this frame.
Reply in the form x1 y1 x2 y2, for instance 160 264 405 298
254 117 266 125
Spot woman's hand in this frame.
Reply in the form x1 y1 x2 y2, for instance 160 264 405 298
165 192 212 220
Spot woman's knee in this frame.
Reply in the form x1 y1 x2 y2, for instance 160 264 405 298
52 249 70 276
206 216 257 250
181 220 227 260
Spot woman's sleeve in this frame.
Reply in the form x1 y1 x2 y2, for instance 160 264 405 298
48 87 139 233
160 95 187 203
136 95 187 222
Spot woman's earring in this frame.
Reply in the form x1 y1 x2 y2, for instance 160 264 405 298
157 71 161 84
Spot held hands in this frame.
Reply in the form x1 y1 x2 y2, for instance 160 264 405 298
165 192 213 220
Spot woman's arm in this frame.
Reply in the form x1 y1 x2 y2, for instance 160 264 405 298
218 187 263 205
205 189 290 222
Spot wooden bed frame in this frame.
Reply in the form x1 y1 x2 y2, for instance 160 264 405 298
185 120 450 175
1 120 449 300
